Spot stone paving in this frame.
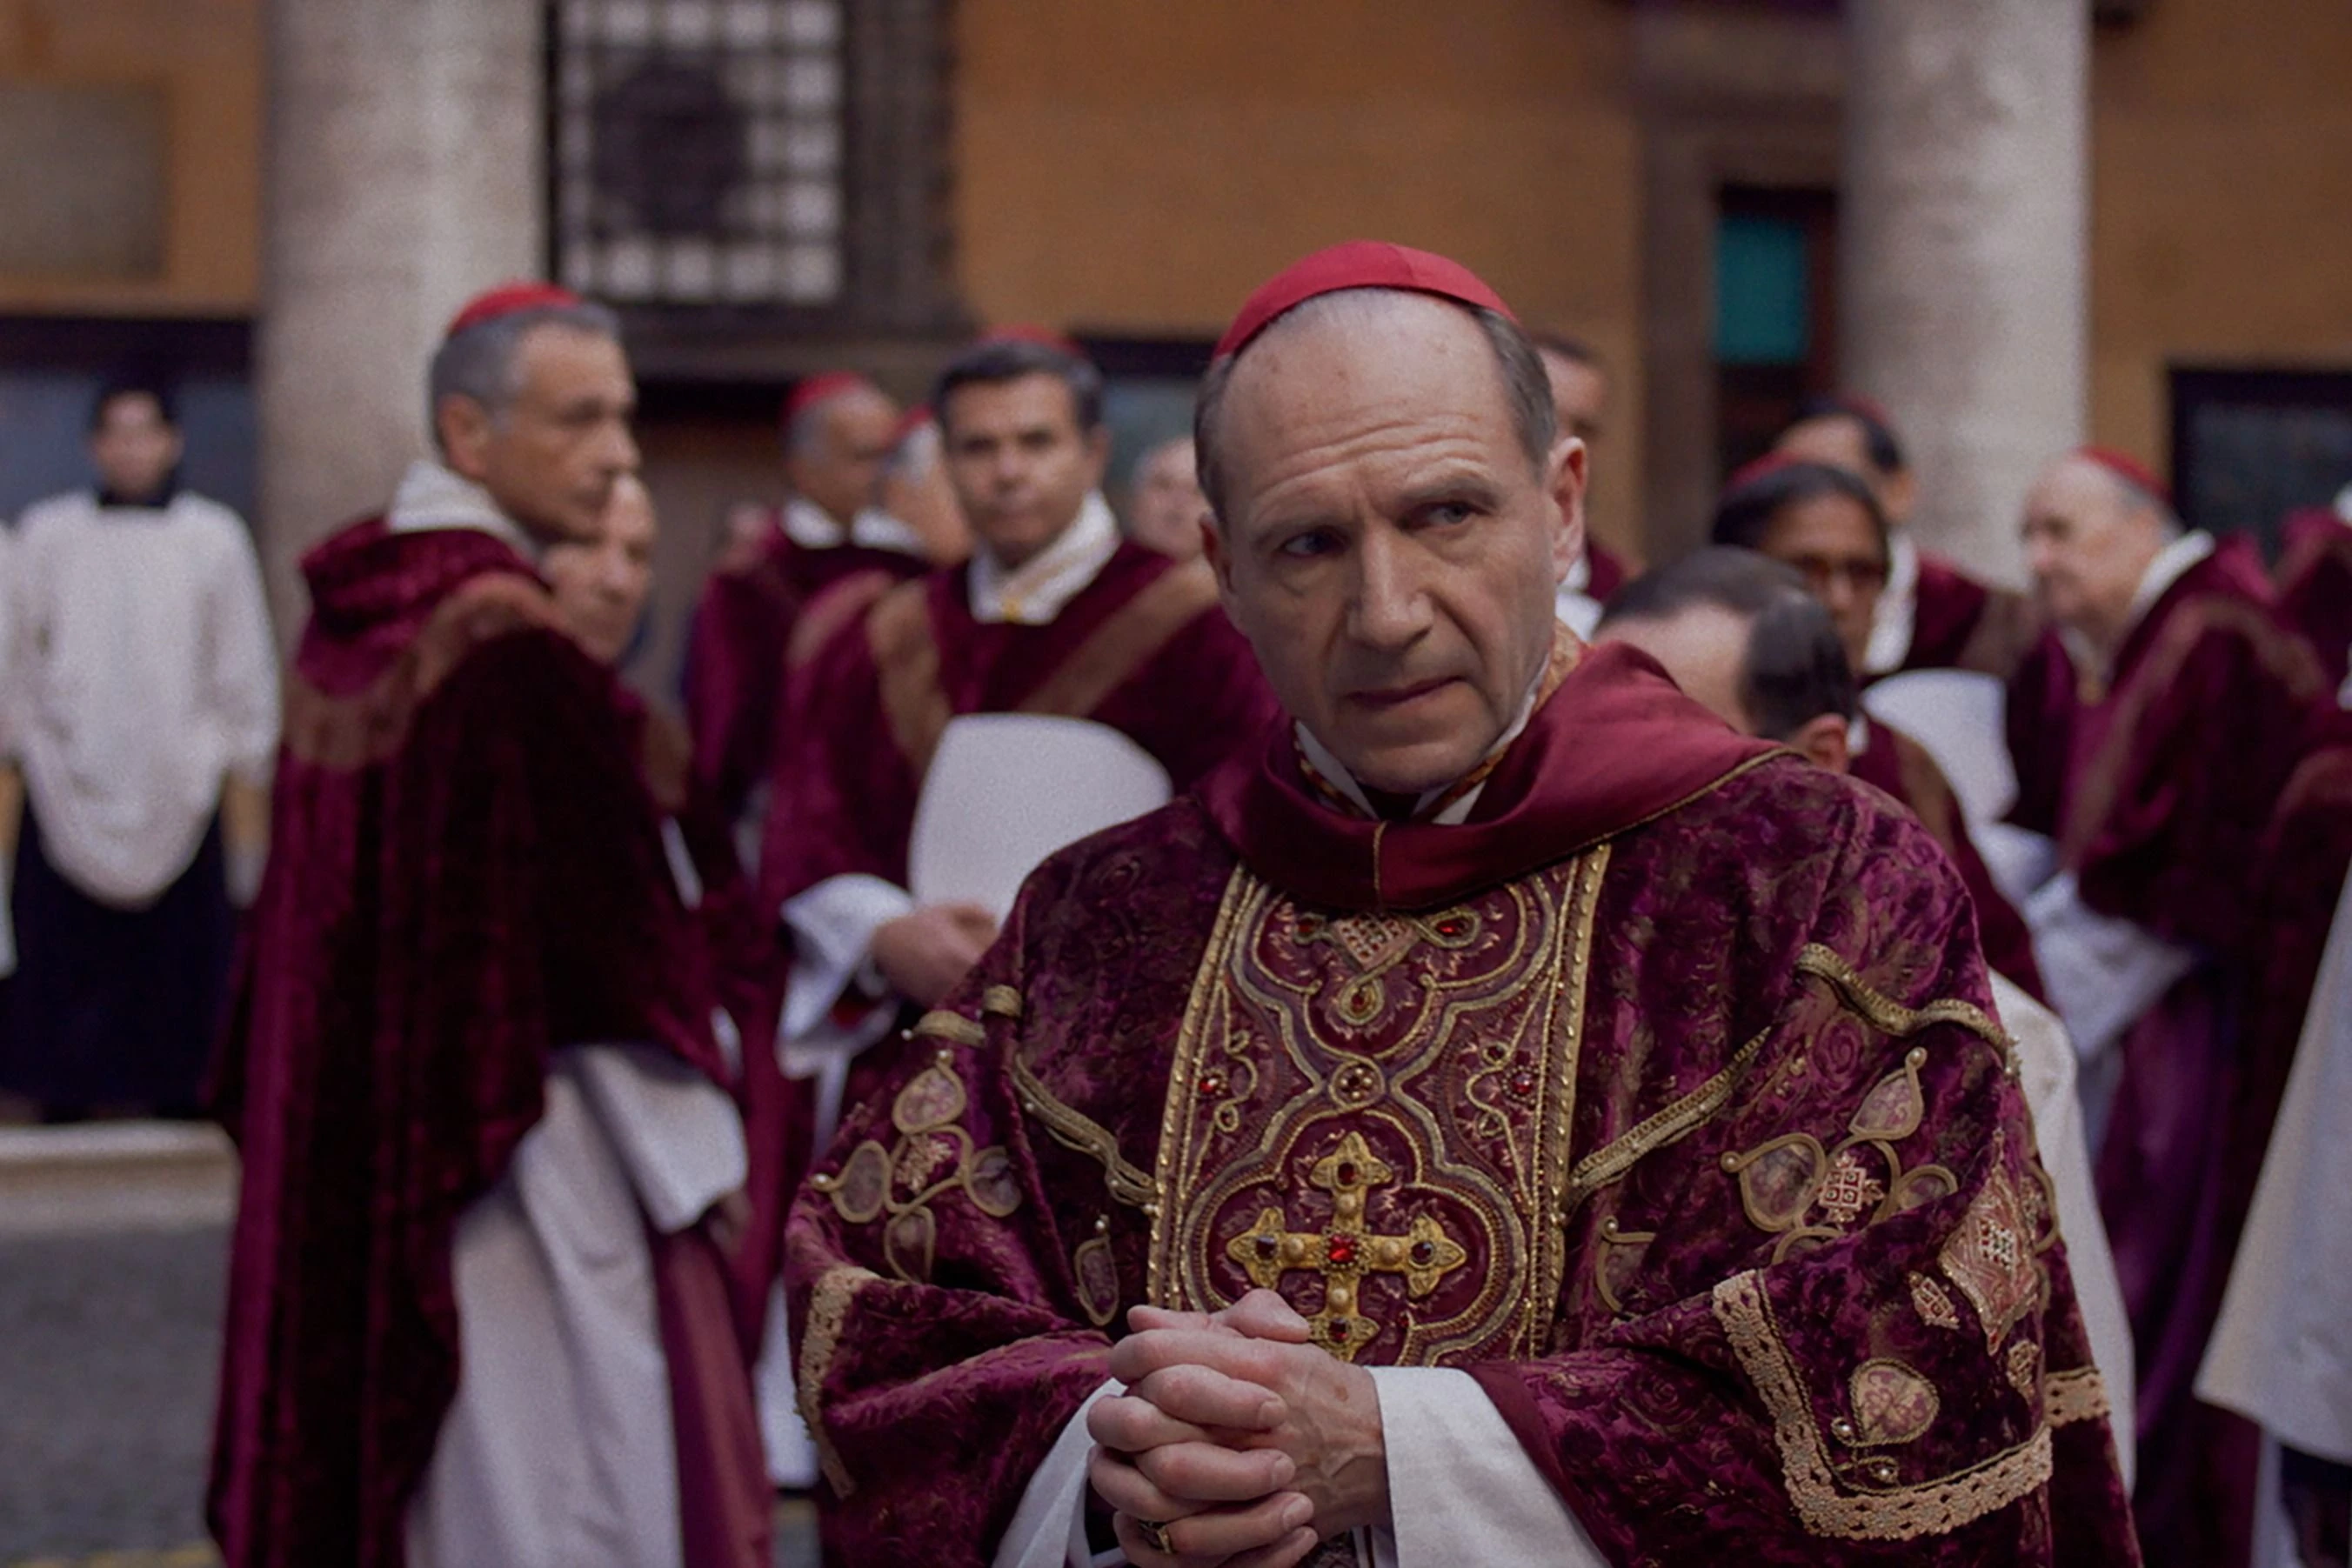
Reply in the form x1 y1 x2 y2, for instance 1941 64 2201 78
0 1228 224 1564
0 1180 818 1567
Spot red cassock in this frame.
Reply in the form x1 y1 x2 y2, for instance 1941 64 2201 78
757 539 1280 920
207 522 762 1568
1897 549 2044 680
2007 543 2334 1568
784 639 2137 1565
2275 507 2352 695
1848 718 2048 1003
683 522 929 824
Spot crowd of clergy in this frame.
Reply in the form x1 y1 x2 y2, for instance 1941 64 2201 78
3 239 2349 1568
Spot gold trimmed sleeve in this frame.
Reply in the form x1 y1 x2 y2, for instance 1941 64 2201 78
797 1264 880 1497
1710 1271 2053 1541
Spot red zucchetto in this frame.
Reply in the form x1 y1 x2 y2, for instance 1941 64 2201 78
442 281 588 340
2075 445 2175 510
1213 240 1518 362
781 370 881 427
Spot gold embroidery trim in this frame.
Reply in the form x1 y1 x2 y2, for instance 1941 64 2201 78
1711 1271 2052 1541
2043 1366 2111 1428
982 984 1024 1020
1146 865 1255 1305
797 1264 879 1498
1010 1049 1160 1211
914 1010 986 1048
1794 944 2015 1072
1566 1026 1771 1209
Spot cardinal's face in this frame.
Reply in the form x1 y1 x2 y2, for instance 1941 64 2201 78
2021 457 2168 648
451 324 641 545
1206 293 1584 797
940 373 1109 571
785 385 900 530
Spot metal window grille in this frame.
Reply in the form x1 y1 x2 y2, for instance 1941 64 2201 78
550 0 848 307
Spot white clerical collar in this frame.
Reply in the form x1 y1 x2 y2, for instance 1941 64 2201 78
966 490 1120 625
1293 655 1552 827
2062 530 2214 684
780 495 928 558
1863 530 1921 677
1562 549 1591 596
387 460 539 562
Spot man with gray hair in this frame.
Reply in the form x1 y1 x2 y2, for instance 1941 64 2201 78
2006 447 2337 1568
785 244 2135 1567
210 284 768 1568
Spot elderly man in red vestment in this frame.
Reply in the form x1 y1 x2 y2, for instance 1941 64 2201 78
683 371 933 829
2005 447 2335 1568
783 243 2136 1568
2276 495 2352 698
1776 396 2040 681
209 285 767 1568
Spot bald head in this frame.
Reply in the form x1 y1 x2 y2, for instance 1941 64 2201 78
1198 290 1584 795
785 381 901 528
2021 451 2179 654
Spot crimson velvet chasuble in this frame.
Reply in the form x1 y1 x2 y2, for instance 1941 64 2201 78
757 539 1278 918
209 521 732 1568
785 639 2138 1565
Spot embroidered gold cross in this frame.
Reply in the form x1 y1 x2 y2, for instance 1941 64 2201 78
1225 1131 1467 1361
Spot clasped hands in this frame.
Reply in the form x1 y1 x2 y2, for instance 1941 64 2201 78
1086 1289 1389 1568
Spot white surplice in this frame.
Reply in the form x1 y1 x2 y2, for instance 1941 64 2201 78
7 488 277 908
405 1045 747 1568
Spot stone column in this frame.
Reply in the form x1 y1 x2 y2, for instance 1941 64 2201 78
255 0 544 637
1840 0 2089 588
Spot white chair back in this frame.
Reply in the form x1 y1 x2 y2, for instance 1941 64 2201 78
1862 670 2016 825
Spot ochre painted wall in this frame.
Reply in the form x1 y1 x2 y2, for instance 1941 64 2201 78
950 0 1651 562
0 0 262 315
2089 0 2352 473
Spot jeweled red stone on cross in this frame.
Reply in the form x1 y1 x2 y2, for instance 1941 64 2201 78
1326 1234 1358 1266
1335 1160 1359 1185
